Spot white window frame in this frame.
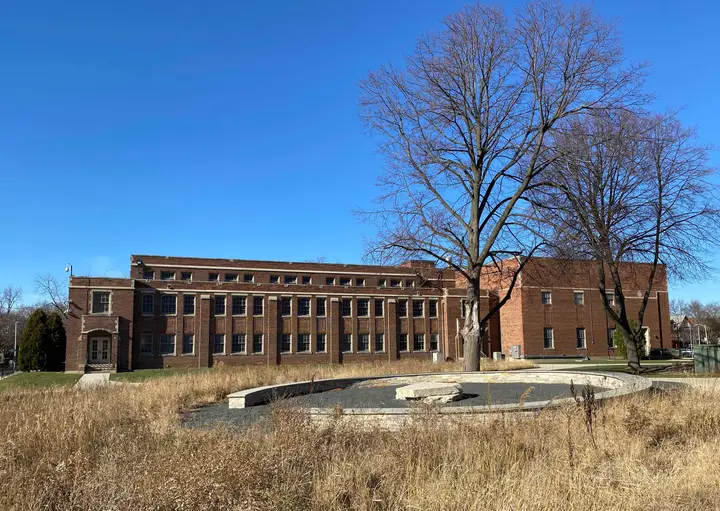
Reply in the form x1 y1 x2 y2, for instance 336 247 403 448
326 277 336 286
231 295 247 316
160 271 176 281
429 300 438 318
341 298 352 317
183 294 196 316
357 298 370 317
252 334 264 354
297 333 311 353
316 297 327 317
541 290 552 305
298 297 311 316
574 291 585 305
356 278 365 287
315 333 327 353
253 296 264 316
244 274 254 283
280 333 292 354
576 328 587 349
213 334 225 355
605 292 615 306
543 327 554 349
224 273 238 282
398 333 409 352
159 334 176 356
280 297 292 317
182 334 195 355
374 298 384 317
430 333 439 352
375 333 385 352
284 275 298 285
231 333 247 354
341 333 353 353
214 295 226 316
160 294 177 316
270 275 280 284
339 277 351 287
91 290 112 315
141 293 154 315
302 276 312 285
358 333 370 352
412 300 424 318
413 333 425 352
181 271 193 281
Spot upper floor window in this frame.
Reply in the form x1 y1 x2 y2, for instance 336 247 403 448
605 292 615 306
339 277 351 286
302 276 312 285
378 279 386 288
214 296 226 315
181 272 192 281
284 275 297 284
316 297 326 317
142 270 155 280
208 272 219 282
405 279 415 288
398 299 408 317
183 294 195 315
357 299 369 317
298 297 310 316
341 298 352 317
160 271 175 281
429 300 438 318
232 296 246 315
161 294 177 315
374 299 384 317
141 294 154 315
574 291 584 305
412 300 424 317
326 277 335 285
253 296 264 316
390 279 401 288
92 291 111 314
356 278 365 287
224 273 238 282
244 274 254 283
280 297 292 316
270 275 280 284
541 291 552 305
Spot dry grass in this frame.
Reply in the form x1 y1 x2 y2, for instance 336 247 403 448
1 360 719 510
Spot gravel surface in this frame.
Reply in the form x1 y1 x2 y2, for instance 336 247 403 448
182 381 608 430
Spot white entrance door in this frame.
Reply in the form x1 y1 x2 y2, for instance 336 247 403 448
89 337 111 363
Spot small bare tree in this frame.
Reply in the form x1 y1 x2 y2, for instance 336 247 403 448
34 275 69 319
0 286 22 317
359 0 644 370
533 111 718 371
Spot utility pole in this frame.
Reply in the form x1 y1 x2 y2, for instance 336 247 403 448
13 321 18 370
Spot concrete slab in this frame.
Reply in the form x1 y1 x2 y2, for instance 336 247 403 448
396 382 463 402
75 372 110 389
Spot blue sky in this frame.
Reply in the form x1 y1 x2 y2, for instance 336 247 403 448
0 0 718 305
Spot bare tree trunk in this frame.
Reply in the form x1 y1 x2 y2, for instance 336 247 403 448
462 288 481 372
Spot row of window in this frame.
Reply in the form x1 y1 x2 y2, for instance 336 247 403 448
142 269 416 288
139 294 439 318
542 327 617 349
139 332 440 356
541 290 615 306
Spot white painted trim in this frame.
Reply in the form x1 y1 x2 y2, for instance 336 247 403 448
138 262 420 277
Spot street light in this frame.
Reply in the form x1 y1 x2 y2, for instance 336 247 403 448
696 323 708 344
64 263 73 277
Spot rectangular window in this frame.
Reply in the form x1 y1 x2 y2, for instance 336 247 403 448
280 297 291 316
608 328 616 348
244 274 254 283
270 275 280 284
358 334 370 352
429 300 438 318
605 292 615 306
398 333 409 352
378 279 386 288
143 270 155 280
298 297 310 316
224 273 238 282
213 334 225 354
142 294 154 315
574 291 584 305
326 277 335 285
341 333 352 353
413 333 425 351
576 328 586 349
374 299 384 317
298 334 310 353
405 279 414 288
140 333 153 355
159 334 175 355
182 334 194 354
460 299 466 318
357 299 369 317
375 333 385 352
341 298 352 317
252 334 264 354
209 272 219 282
339 277 351 286
284 275 297 284
430 333 439 352
231 334 246 354
543 328 554 349
541 291 552 305
398 300 408 317
316 333 327 353
390 279 401 288
316 297 326 316
160 271 175 281
181 272 192 281
161 294 177 315
302 276 312 285
92 291 111 314
183 295 195 315
253 296 264 316
232 296 246 315
280 333 291 353
356 278 365 287
412 300 424 317
214 296 226 316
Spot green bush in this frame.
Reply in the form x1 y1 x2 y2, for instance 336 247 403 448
613 319 645 359
17 309 66 371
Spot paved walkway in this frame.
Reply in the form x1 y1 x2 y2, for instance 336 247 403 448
75 372 110 389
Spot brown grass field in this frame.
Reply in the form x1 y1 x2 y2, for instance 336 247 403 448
1 359 719 510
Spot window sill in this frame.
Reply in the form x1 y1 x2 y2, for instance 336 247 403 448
230 352 248 355
184 313 196 317
160 353 176 357
231 314 247 317
161 313 177 317
180 353 195 356
141 313 154 317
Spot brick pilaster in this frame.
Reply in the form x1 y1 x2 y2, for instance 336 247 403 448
330 298 340 364
387 299 398 361
267 296 278 365
198 294 211 367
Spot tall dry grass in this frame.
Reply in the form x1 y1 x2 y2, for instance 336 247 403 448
1 360 718 510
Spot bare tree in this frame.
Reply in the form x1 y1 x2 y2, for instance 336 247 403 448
533 111 718 371
34 275 69 319
359 0 644 370
0 286 22 317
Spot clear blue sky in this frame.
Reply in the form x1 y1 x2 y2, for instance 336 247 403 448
1 0 718 305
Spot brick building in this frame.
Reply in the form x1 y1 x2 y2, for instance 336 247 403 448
64 254 671 372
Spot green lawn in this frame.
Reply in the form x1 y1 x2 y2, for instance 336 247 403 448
110 367 210 382
0 372 82 390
